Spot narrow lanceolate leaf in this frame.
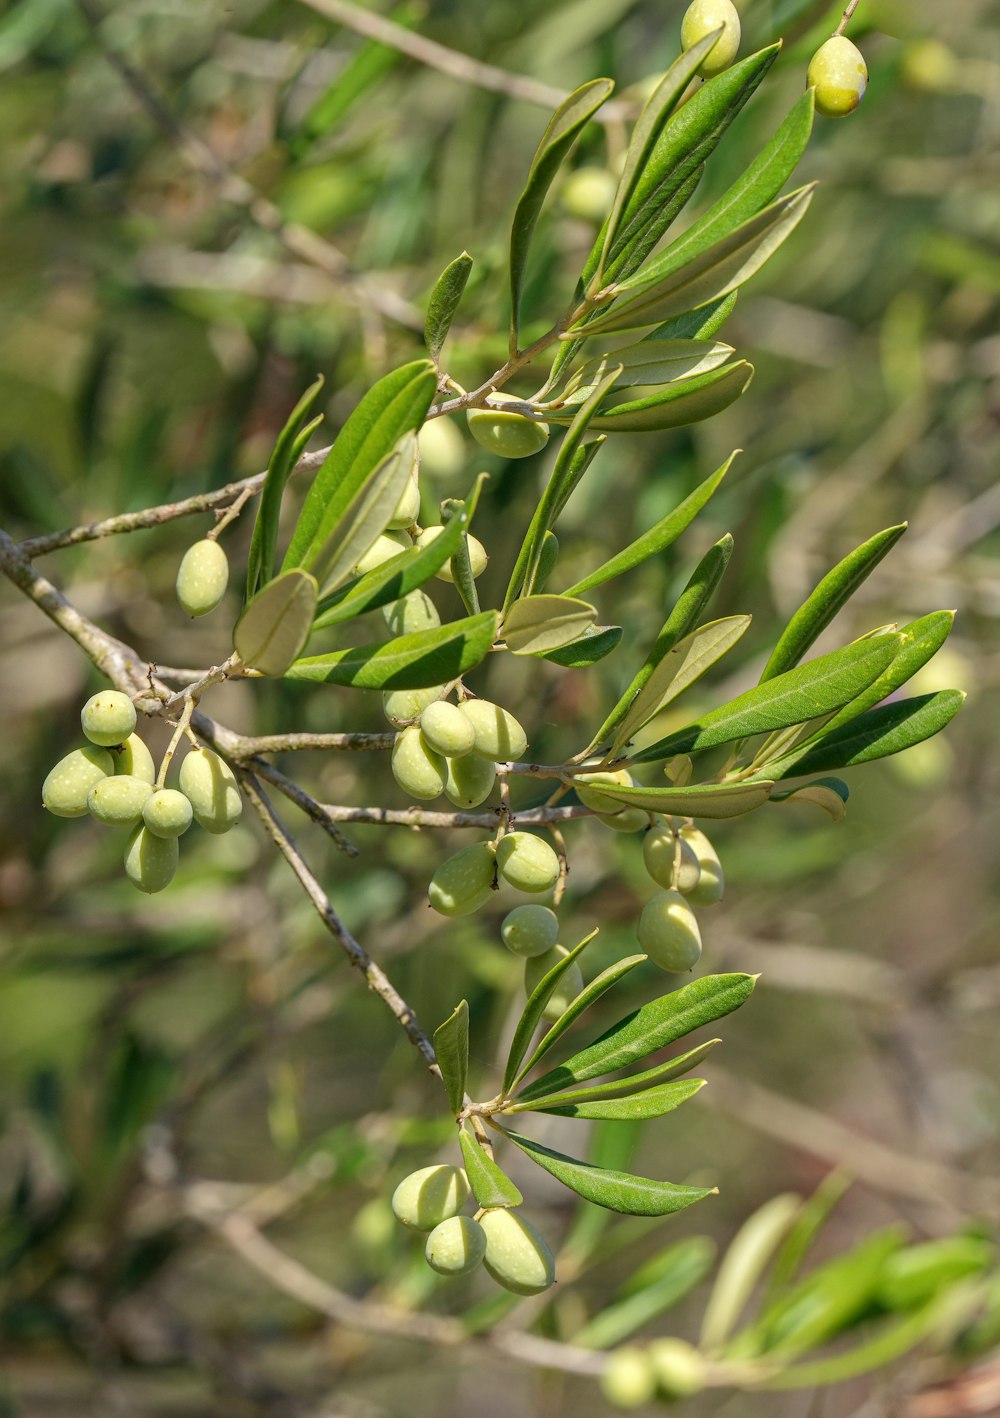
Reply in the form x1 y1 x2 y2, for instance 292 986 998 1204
573 1237 717 1349
756 691 966 781
578 780 773 820
500 1128 714 1216
509 78 614 345
554 362 753 433
699 1193 803 1351
459 1124 523 1209
575 188 815 338
424 251 473 362
510 954 648 1093
558 339 734 407
502 931 598 1093
759 524 908 683
512 1038 720 1110
246 377 325 599
646 291 738 344
282 360 437 572
770 777 850 821
234 570 318 676
519 973 756 1098
630 635 904 765
434 1000 469 1118
309 433 418 592
610 614 751 756
565 452 737 597
286 610 498 689
503 594 597 655
526 1077 705 1121
539 624 623 667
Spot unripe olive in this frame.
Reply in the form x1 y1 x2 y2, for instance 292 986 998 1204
648 1338 707 1398
386 474 421 531
600 1347 658 1409
390 1164 470 1231
391 725 447 801
381 590 440 638
178 747 242 834
681 0 741 78
807 35 868 118
87 774 153 826
501 904 559 958
418 416 467 479
576 768 647 833
425 1215 487 1276
414 525 488 583
355 531 410 576
419 700 476 758
561 165 618 225
458 699 527 761
428 841 496 916
496 831 560 895
176 537 229 617
900 38 956 93
480 1208 555 1295
643 823 702 892
42 746 114 817
81 690 137 747
124 824 179 894
444 753 497 809
142 788 194 838
114 733 155 785
382 684 447 726
524 945 585 1019
467 394 550 460
637 890 702 972
679 826 724 906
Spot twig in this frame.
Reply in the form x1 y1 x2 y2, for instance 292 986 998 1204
229 730 396 757
315 803 590 829
835 0 863 36
248 756 357 855
208 485 256 541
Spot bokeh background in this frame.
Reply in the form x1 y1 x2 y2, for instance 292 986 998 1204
1 0 999 1413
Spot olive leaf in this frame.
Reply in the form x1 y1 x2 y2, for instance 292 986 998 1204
572 1236 717 1349
538 624 623 667
424 251 473 362
699 1193 803 1351
503 594 598 655
433 1000 469 1117
308 433 419 594
286 610 498 688
234 569 318 676
573 780 773 820
522 1077 705 1122
458 1123 522 1210
502 930 598 1093
550 362 754 433
246 376 325 600
769 777 850 821
557 338 734 407
511 1038 720 1112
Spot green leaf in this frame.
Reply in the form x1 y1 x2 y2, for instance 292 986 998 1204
309 432 418 592
246 377 325 599
645 290 738 344
458 1124 523 1210
573 1236 717 1349
565 452 736 597
282 360 437 572
525 1077 705 1121
233 569 318 676
759 524 908 683
769 777 850 821
699 1193 803 1351
513 1038 720 1110
559 339 734 407
576 780 773 820
502 931 598 1094
757 691 966 781
509 78 615 345
286 610 498 689
556 362 753 433
434 1001 469 1118
766 1171 852 1297
519 973 755 1098
630 634 904 765
538 624 623 667
424 251 473 362
500 1127 714 1216
503 594 598 655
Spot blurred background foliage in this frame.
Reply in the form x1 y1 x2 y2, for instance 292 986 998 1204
1 0 999 1413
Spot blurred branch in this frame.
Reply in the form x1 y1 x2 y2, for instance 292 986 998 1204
315 802 590 828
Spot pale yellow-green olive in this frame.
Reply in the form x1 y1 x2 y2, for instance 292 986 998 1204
391 725 447 801
355 531 410 576
419 700 476 758
176 537 229 617
900 38 956 93
81 690 137 747
386 474 421 530
680 0 741 78
123 824 179 894
424 1215 487 1276
114 733 155 785
381 590 440 638
42 746 114 817
178 747 242 834
142 788 194 838
480 1208 555 1295
679 826 724 906
444 752 497 809
418 416 467 479
600 1347 658 1410
414 525 488 583
561 165 618 224
428 841 496 916
458 699 527 761
647 1339 708 1398
87 774 153 826
524 945 585 1020
576 768 648 833
642 823 702 892
467 394 550 460
390 1165 470 1231
807 35 868 117
496 831 560 895
501 904 559 958
637 890 702 972
382 684 447 726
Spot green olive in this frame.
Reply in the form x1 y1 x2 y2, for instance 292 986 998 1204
413 525 488 583
479 1209 555 1295
428 841 497 916
382 684 447 726
600 1348 658 1409
457 700 527 761
178 748 242 834
467 394 550 460
524 945 584 1019
496 831 560 895
680 0 741 78
679 826 724 906
42 746 114 817
637 890 702 972
390 1165 470 1231
386 474 421 530
142 788 194 838
443 752 497 809
561 166 618 225
355 531 410 576
807 35 868 117
576 768 648 832
81 690 137 747
418 417 467 479
381 590 440 638
114 733 155 785
176 538 230 617
648 1339 707 1398
87 774 153 826
419 700 476 758
123 824 179 894
425 1215 487 1276
500 904 559 958
642 823 702 892
391 725 447 801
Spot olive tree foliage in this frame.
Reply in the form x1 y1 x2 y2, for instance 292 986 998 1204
2 1 997 1407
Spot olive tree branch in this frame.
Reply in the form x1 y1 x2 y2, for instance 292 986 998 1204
314 803 590 829
835 0 863 36
228 730 396 757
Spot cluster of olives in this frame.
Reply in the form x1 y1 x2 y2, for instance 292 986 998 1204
500 903 584 1018
391 1163 556 1294
601 1338 707 1408
387 690 527 811
41 691 242 893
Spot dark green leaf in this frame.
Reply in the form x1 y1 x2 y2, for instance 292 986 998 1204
502 931 598 1093
515 1038 720 1110
309 433 418 592
645 290 738 343
246 377 325 599
526 1077 705 1121
425 251 473 362
234 569 318 676
555 362 753 433
434 1001 469 1117
577 780 773 819
459 1124 523 1209
538 624 623 667
573 1237 717 1349
286 610 498 689
503 594 598 655
769 777 850 821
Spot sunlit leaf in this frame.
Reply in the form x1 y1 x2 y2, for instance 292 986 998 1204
573 1236 717 1349
425 251 473 362
234 569 318 676
524 1077 705 1121
502 931 598 1093
699 1193 802 1351
503 594 598 655
539 624 623 667
434 1000 469 1117
459 1123 522 1209
246 377 324 599
286 611 498 688
552 362 753 433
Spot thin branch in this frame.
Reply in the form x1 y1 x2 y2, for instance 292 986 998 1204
315 803 590 829
835 0 863 36
248 756 357 855
229 730 396 757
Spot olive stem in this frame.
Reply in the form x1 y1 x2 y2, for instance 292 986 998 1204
835 0 862 36
207 484 256 541
156 697 195 789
